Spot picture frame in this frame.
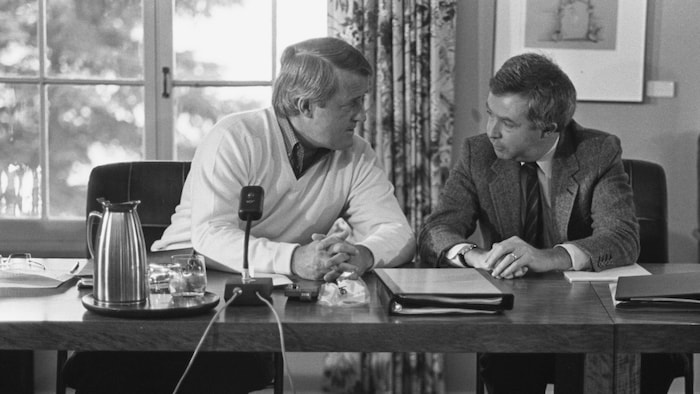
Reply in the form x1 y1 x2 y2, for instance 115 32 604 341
494 0 647 102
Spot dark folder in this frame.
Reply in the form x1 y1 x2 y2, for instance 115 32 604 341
615 271 700 306
374 268 514 315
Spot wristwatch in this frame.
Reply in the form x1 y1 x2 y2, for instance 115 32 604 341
456 243 478 267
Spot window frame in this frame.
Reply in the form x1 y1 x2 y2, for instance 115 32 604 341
0 0 287 256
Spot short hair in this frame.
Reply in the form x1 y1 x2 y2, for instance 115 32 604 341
272 37 373 117
490 53 576 132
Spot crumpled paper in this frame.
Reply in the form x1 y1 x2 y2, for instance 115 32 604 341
317 271 370 307
316 219 370 306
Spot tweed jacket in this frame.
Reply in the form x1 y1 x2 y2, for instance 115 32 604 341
418 121 640 271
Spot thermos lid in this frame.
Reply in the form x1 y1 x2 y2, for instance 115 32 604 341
97 198 141 212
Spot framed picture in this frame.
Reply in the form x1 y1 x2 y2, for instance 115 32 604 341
494 0 647 102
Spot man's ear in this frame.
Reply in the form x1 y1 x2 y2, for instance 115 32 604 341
296 99 313 117
543 123 557 136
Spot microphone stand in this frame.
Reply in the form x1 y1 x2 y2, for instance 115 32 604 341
224 187 273 306
242 217 253 283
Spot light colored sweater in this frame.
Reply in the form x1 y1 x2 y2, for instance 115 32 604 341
152 107 415 275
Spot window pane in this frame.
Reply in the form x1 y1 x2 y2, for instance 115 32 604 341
0 83 41 218
48 84 144 218
276 0 327 65
174 0 272 81
46 0 143 79
174 86 270 160
0 0 39 77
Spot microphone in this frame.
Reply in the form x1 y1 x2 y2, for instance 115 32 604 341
239 185 264 282
224 186 273 306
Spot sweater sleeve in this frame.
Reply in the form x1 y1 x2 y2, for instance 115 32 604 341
342 139 416 268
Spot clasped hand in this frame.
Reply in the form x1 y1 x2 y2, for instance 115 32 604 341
470 236 571 279
291 229 373 281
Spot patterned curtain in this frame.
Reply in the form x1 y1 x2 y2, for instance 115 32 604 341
323 1 456 393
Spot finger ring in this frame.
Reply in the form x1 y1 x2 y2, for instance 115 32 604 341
509 253 518 260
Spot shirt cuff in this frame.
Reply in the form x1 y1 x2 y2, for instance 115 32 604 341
555 243 591 271
274 242 300 276
353 242 377 270
447 243 470 265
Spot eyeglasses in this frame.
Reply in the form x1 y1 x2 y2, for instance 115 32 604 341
0 253 46 271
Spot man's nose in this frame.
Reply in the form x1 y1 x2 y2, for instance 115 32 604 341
487 120 500 138
354 107 367 122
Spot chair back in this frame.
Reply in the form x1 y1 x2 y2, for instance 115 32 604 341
622 159 668 263
85 161 191 254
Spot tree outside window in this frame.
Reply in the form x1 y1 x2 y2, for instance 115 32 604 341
0 0 326 255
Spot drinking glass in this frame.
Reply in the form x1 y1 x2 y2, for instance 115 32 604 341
0 253 46 271
148 263 177 294
169 254 207 297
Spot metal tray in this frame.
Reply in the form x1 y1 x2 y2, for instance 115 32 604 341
82 291 220 318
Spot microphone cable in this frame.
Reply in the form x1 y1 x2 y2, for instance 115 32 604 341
172 288 296 394
256 291 296 394
172 287 242 394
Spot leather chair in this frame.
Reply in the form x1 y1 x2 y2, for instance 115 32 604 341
623 159 668 264
0 351 33 394
476 159 693 394
696 135 700 262
58 161 283 394
84 161 192 252
623 158 693 394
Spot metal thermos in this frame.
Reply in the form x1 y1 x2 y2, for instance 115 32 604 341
87 198 148 305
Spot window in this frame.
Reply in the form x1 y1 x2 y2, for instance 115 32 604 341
0 0 327 255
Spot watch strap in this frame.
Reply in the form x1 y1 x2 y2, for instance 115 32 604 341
457 243 477 267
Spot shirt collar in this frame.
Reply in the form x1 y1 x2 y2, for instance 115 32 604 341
276 112 299 158
522 135 559 178
275 110 331 178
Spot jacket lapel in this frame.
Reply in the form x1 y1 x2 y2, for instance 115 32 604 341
551 126 581 241
488 159 521 237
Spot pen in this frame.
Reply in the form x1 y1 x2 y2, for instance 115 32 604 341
69 261 80 274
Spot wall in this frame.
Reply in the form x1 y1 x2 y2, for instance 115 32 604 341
455 0 700 264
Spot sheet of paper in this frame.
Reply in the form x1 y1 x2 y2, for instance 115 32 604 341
201 257 292 287
254 272 293 287
0 258 87 289
564 263 650 283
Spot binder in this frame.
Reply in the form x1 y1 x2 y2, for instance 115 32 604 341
374 268 514 315
615 271 700 306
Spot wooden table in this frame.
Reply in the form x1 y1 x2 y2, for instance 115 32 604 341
593 263 700 393
0 265 619 393
594 263 700 352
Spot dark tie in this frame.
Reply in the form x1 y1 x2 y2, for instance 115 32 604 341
520 162 543 248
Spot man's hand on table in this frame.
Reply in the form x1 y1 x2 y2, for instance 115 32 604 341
484 236 572 279
291 233 374 281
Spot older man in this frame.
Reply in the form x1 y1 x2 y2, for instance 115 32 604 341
65 37 414 394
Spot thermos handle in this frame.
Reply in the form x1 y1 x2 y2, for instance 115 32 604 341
86 211 103 259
